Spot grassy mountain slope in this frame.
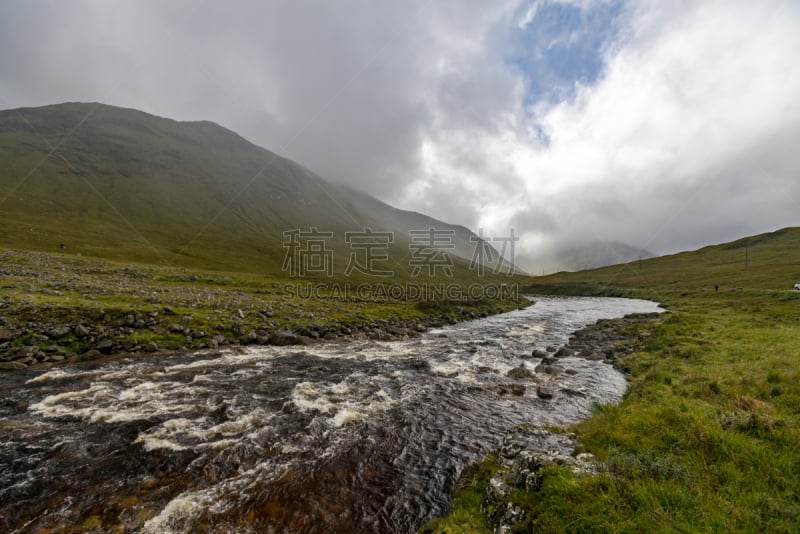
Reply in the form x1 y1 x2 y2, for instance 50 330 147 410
527 226 800 296
0 102 506 281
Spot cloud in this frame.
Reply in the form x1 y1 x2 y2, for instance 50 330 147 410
1 0 798 270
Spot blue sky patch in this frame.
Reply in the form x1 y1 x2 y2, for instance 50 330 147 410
510 0 625 107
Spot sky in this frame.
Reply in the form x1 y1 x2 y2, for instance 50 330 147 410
1 0 799 270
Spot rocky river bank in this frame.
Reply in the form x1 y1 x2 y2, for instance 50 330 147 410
429 311 664 533
0 248 522 369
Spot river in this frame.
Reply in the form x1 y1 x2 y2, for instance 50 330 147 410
0 296 661 533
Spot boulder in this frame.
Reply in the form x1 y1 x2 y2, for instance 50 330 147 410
47 326 71 339
0 361 27 370
506 364 535 380
73 324 91 338
509 384 526 396
531 349 548 359
536 385 555 399
240 331 258 345
0 329 22 342
268 331 297 346
95 339 114 354
554 346 574 358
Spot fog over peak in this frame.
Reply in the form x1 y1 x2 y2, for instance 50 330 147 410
2 0 798 271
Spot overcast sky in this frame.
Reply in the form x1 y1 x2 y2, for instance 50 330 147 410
1 0 799 268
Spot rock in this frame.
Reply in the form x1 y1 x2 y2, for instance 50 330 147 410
554 346 574 358
237 309 245 319
168 323 185 334
296 335 315 346
509 450 544 491
144 342 159 352
531 349 548 359
29 334 50 344
0 361 27 370
534 364 563 375
545 345 557 353
536 385 555 399
586 351 605 361
240 331 258 345
74 324 90 338
269 331 297 346
77 349 104 362
0 329 22 342
95 339 114 354
209 335 227 348
509 384 526 396
47 326 71 339
507 364 535 380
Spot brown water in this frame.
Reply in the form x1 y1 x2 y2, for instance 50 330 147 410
0 296 661 533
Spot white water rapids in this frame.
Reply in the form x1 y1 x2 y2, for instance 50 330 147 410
0 296 661 532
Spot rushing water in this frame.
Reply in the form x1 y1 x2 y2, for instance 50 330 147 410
0 296 661 533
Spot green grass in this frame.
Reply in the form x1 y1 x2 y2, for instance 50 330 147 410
423 227 800 533
0 247 527 360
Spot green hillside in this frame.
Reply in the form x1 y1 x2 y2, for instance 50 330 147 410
0 102 507 281
527 226 800 296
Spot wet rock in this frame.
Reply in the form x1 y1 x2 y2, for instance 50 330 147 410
507 364 535 380
509 384 526 396
144 341 159 352
296 335 315 346
545 345 557 353
536 385 555 399
240 331 258 345
269 330 297 346
534 364 563 375
209 335 227 348
95 339 114 354
77 349 104 362
531 349 548 359
0 361 27 370
554 346 574 358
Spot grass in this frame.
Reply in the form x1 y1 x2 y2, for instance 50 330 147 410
0 247 527 361
423 227 800 533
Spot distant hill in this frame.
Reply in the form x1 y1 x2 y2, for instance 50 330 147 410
0 103 513 280
528 227 800 293
526 241 654 274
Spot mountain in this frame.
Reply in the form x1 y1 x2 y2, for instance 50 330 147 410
529 241 655 274
529 226 800 292
0 102 511 279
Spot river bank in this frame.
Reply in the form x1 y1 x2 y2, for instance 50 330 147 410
0 296 660 532
421 310 663 533
0 248 525 369
423 288 800 533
